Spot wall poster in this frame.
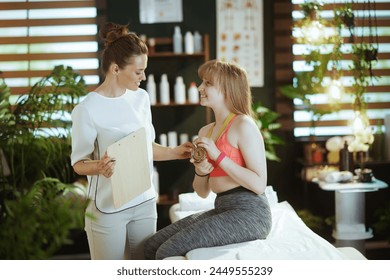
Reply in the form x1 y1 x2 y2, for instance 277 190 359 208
139 0 183 24
216 0 264 87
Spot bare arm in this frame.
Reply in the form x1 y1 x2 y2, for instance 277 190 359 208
194 116 267 195
152 142 193 161
217 117 267 194
73 152 116 178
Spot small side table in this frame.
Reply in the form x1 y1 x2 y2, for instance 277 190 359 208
314 178 388 255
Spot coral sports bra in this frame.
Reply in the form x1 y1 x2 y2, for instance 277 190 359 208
206 114 245 177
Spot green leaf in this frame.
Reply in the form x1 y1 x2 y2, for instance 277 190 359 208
253 102 284 162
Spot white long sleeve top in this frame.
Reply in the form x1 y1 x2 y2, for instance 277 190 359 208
71 89 156 213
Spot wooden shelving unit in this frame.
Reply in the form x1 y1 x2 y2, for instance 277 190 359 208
146 34 211 228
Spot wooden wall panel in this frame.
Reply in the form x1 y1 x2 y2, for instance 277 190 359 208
273 0 294 131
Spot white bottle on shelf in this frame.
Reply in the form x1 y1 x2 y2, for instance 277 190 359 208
146 74 156 105
179 133 189 145
168 131 178 147
188 82 199 104
159 74 170 105
194 31 203 53
173 26 183 54
159 133 167 146
184 31 194 54
174 76 186 104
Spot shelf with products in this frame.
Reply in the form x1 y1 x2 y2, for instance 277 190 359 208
147 34 209 60
143 32 212 124
144 33 211 222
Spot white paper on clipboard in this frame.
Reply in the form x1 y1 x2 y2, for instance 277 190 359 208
107 127 151 209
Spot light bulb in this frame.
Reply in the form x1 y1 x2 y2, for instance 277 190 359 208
352 111 369 133
302 20 325 44
327 79 343 101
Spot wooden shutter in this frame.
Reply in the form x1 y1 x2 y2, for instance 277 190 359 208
276 0 390 137
0 0 99 97
274 0 295 131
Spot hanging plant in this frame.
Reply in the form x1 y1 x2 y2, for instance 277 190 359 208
348 0 380 113
350 43 380 104
301 1 323 17
295 1 330 45
335 4 355 40
281 0 344 136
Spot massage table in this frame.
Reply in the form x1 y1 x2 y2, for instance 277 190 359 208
168 187 366 260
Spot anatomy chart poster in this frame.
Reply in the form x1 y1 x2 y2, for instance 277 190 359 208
217 0 264 87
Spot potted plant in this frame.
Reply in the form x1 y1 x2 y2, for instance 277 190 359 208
253 102 284 162
0 65 88 259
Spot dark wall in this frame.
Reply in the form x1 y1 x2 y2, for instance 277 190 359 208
105 0 275 108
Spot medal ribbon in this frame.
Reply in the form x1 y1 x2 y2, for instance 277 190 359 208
206 112 235 142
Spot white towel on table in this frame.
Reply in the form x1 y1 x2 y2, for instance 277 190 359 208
178 186 278 212
178 192 216 211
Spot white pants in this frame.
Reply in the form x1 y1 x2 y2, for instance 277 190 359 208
85 199 157 260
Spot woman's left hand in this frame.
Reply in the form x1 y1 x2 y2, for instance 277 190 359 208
172 142 193 159
193 137 220 161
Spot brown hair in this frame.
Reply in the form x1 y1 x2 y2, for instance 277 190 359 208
198 59 254 117
99 22 148 75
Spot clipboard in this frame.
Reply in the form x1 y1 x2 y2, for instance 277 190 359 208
107 127 151 209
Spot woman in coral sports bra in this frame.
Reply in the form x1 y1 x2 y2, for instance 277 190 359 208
144 60 272 260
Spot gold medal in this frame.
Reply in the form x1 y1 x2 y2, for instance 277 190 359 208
192 145 207 163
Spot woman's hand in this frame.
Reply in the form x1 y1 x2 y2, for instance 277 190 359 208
190 157 214 175
97 152 116 178
193 137 220 161
172 141 193 159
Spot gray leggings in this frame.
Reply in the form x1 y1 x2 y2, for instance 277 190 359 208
144 186 272 260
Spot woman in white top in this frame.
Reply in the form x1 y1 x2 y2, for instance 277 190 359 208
71 22 193 260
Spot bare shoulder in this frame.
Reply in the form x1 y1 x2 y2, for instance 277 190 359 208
227 115 261 147
233 115 259 133
198 122 215 137
234 115 264 151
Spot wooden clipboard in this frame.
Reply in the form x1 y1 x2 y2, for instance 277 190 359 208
107 127 151 209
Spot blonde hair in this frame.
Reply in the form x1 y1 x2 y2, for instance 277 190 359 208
99 22 148 75
198 60 254 117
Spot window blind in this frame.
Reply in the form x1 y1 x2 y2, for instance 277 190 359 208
275 0 390 138
0 0 99 103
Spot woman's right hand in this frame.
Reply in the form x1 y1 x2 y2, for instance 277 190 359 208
98 152 116 178
190 157 214 176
